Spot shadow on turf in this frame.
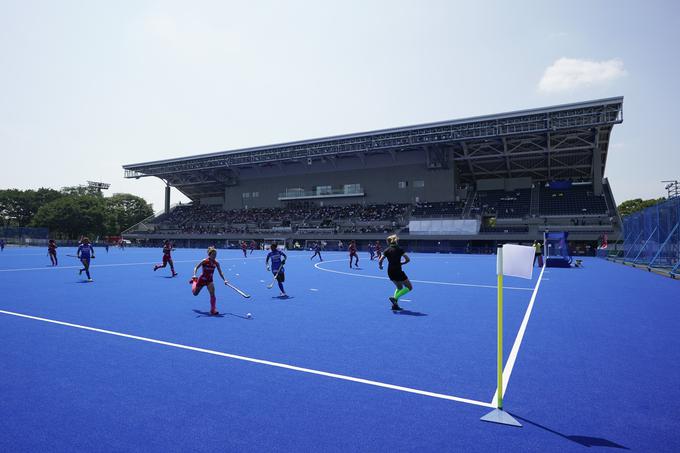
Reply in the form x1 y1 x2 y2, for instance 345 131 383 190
392 309 427 317
514 416 628 449
192 309 225 318
192 309 252 320
271 295 295 300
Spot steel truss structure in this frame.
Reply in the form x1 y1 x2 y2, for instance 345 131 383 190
123 97 622 196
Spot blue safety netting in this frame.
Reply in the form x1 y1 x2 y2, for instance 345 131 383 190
622 198 680 273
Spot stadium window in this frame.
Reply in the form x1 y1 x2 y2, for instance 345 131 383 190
242 192 250 199
344 183 361 194
413 180 425 188
316 185 332 195
398 181 408 189
252 192 259 198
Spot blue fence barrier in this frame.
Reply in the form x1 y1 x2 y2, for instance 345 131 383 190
622 198 680 274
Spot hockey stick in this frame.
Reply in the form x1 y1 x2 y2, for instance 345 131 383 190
267 267 283 289
225 281 251 298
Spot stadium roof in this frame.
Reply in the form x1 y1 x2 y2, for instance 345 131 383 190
123 97 623 196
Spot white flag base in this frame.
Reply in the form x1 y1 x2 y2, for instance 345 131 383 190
480 408 522 427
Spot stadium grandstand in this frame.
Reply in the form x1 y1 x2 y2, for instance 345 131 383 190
122 97 623 254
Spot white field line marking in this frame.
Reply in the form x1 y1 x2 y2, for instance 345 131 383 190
314 260 534 291
490 264 546 404
0 257 248 273
0 309 492 409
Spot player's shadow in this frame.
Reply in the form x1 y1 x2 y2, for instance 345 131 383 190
514 416 628 449
393 309 427 316
272 295 295 300
192 309 225 318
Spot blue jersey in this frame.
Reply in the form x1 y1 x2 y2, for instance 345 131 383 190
267 250 287 272
78 243 94 259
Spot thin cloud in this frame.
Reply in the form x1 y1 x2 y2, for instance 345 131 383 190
538 58 626 93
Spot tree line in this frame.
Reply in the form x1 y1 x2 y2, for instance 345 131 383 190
617 197 667 217
0 187 153 239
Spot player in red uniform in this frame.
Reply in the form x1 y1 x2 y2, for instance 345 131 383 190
375 241 382 259
241 241 248 258
249 240 256 255
349 240 359 268
190 247 229 315
48 239 58 266
153 240 177 276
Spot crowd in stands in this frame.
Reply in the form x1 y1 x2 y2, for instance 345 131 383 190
473 189 531 218
131 184 613 236
136 203 409 235
411 201 464 218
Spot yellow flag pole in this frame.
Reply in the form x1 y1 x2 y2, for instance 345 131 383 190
497 261 504 410
496 246 504 410
481 246 521 426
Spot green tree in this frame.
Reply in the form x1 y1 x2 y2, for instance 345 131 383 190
104 193 154 234
617 198 666 217
0 188 62 226
31 195 107 239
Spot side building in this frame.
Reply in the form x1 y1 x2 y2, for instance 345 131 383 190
123 97 623 254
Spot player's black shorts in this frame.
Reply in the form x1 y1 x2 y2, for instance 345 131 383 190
388 270 407 282
275 271 285 282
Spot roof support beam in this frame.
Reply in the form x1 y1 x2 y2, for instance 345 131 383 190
502 137 511 177
592 128 602 195
547 132 552 180
461 141 476 179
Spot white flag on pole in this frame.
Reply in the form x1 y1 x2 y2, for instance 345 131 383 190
498 244 535 280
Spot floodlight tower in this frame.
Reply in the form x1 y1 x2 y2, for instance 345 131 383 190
662 180 679 200
87 181 111 194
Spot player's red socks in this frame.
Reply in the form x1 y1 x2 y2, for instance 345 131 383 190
210 295 217 314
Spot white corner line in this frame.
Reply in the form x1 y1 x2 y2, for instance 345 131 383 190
0 309 492 409
490 264 547 404
314 259 533 291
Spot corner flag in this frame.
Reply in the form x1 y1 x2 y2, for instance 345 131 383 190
482 244 535 427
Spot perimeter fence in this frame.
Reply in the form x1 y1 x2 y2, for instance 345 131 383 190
619 197 680 274
0 227 49 246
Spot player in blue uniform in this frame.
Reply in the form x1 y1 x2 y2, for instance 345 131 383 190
0 239 5 251
77 237 95 282
266 242 288 297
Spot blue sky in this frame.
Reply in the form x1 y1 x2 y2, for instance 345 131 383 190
1 0 678 210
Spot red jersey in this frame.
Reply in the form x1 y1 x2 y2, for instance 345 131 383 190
349 243 357 254
48 243 57 254
200 258 217 281
163 244 172 257
241 242 247 250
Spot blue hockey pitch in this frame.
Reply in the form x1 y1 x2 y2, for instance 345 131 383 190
1 246 678 452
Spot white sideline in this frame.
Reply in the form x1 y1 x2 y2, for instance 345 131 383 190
0 257 250 273
314 260 534 291
0 309 492 409
490 264 546 404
